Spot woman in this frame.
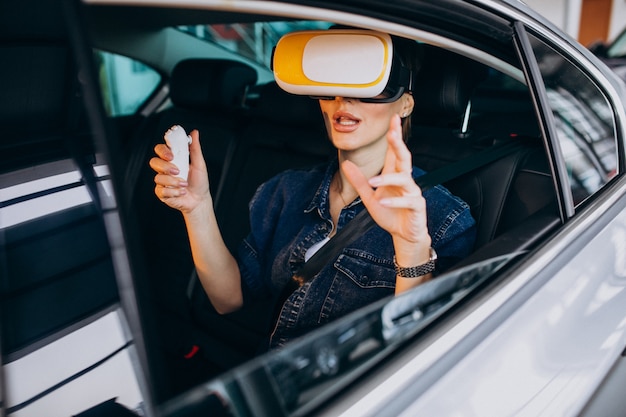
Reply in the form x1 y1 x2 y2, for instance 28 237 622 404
150 31 476 348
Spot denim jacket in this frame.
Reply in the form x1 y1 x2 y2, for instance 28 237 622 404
236 160 476 348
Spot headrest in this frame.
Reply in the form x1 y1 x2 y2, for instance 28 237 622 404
412 46 488 121
253 81 323 127
170 59 257 110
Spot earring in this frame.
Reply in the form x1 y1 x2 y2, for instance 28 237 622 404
402 112 409 118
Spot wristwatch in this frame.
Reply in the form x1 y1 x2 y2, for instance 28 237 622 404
394 247 437 278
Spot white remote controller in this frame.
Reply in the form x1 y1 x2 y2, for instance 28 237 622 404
164 125 192 180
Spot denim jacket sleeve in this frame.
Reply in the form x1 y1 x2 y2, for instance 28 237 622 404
428 187 476 272
236 174 284 301
236 167 326 303
422 183 476 272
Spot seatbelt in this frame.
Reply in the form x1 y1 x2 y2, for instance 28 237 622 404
292 139 526 285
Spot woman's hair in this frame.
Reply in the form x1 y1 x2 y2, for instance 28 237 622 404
391 35 423 141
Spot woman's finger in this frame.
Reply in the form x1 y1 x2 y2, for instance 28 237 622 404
381 116 402 175
386 115 413 173
154 183 187 199
342 160 376 203
149 157 180 176
154 172 187 188
368 172 420 191
379 194 426 209
188 130 205 170
154 143 173 160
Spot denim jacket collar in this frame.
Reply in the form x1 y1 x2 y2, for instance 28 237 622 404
305 159 362 221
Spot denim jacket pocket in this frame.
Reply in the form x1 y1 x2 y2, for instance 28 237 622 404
333 250 395 289
317 250 395 324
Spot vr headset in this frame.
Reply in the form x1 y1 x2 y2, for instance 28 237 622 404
272 29 413 103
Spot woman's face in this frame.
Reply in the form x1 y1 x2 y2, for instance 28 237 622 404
318 93 414 154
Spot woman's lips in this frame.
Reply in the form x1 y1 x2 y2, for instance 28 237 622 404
332 112 360 133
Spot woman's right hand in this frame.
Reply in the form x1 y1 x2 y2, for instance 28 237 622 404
150 129 243 312
150 129 211 214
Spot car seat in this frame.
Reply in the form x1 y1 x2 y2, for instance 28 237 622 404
125 58 258 397
409 45 558 251
213 81 333 251
188 81 334 369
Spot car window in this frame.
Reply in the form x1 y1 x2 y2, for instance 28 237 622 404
1 21 147 411
94 50 162 116
607 29 626 58
0 158 119 357
528 33 619 206
161 253 519 416
94 14 559 406
74 2 626 416
177 21 332 69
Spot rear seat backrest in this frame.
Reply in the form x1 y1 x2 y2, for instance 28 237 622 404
213 81 333 252
130 58 257 267
409 45 557 249
127 58 258 195
411 45 488 128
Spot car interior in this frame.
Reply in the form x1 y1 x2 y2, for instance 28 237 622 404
2 2 567 408
97 16 562 401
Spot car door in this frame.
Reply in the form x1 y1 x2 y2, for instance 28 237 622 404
0 1 152 416
349 16 626 417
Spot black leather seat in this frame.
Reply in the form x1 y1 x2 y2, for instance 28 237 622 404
213 81 333 251
125 58 258 396
125 58 258 197
409 45 557 250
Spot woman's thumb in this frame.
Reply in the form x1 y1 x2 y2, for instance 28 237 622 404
188 130 205 168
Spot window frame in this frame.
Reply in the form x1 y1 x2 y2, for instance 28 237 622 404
94 49 165 118
513 22 626 217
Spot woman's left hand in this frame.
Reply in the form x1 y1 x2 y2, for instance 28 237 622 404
342 114 431 253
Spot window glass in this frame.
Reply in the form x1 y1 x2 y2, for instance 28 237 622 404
94 50 161 116
607 29 626 58
529 34 618 205
1 158 120 358
177 21 332 69
161 253 519 417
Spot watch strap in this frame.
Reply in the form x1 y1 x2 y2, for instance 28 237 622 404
394 247 437 278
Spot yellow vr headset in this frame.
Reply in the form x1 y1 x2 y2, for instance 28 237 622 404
272 29 412 103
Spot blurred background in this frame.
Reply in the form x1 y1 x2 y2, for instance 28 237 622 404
525 0 625 47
